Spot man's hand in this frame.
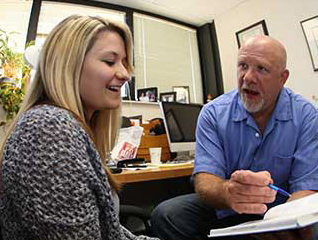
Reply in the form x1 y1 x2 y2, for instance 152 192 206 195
226 170 276 214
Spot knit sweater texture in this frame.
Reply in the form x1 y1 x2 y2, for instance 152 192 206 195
0 105 158 240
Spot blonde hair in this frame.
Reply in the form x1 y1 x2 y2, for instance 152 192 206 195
0 15 134 191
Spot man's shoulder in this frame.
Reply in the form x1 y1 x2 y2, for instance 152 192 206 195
283 87 316 111
205 89 238 108
279 88 317 123
200 89 239 122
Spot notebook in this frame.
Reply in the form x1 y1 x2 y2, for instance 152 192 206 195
208 193 318 237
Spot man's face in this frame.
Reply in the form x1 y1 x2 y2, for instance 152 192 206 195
237 41 287 115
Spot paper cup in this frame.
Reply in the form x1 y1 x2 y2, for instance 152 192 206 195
149 147 162 164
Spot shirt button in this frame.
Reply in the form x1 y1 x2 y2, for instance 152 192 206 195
255 133 260 137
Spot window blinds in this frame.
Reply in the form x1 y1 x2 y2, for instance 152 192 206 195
133 13 203 103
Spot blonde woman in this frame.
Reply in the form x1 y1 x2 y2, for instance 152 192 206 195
0 15 159 240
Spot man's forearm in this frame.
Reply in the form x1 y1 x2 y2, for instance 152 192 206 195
194 172 231 209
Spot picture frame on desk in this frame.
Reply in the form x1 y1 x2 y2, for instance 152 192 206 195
173 86 190 104
160 91 176 102
301 15 318 71
235 20 269 48
137 87 158 102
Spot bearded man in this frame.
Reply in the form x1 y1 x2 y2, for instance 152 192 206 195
151 36 318 240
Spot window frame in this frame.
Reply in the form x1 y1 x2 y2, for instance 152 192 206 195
26 0 202 101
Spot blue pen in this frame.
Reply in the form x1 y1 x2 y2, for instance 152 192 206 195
268 184 291 197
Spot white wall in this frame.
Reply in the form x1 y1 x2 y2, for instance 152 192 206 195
215 0 318 102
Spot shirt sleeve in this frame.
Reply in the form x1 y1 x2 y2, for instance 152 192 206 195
289 105 318 192
194 104 227 178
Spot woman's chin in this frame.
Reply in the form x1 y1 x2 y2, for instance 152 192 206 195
103 99 121 110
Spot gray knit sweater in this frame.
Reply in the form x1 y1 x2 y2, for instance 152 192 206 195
0 105 158 240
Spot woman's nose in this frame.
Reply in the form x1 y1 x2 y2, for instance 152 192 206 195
115 64 130 82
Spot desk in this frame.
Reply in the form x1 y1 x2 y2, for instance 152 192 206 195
115 164 194 183
115 164 194 207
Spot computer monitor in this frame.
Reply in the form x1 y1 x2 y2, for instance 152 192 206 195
160 101 203 154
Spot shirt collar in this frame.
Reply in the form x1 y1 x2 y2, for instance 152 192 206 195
233 87 292 122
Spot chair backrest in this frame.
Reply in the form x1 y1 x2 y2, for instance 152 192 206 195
119 204 152 236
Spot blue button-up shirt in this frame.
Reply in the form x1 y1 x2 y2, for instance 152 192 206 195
194 87 318 218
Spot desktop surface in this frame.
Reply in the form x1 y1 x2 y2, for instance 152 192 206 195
114 163 194 183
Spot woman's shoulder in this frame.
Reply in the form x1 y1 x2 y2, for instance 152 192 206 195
24 104 75 121
12 104 85 140
5 105 91 163
19 104 79 127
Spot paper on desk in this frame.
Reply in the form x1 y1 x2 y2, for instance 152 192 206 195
121 166 159 171
111 126 143 161
147 161 194 168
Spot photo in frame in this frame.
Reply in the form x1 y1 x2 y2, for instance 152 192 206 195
301 15 318 71
160 92 176 102
235 20 269 48
173 86 190 104
137 87 158 102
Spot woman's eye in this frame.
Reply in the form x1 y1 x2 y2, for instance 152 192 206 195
103 60 115 66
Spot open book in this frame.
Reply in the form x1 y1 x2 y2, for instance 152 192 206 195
208 192 318 237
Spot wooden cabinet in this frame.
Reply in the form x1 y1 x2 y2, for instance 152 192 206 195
136 123 171 162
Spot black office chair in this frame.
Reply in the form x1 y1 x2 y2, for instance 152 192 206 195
119 204 153 236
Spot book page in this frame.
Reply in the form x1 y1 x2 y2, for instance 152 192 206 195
264 192 318 220
209 193 318 237
209 216 297 237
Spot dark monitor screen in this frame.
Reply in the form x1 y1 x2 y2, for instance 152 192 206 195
160 102 202 152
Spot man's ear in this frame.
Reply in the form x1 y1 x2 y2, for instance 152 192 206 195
281 69 289 85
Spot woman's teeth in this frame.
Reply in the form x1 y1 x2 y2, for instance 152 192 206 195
108 86 120 92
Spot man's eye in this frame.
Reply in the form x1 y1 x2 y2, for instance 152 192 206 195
103 60 115 66
258 65 268 73
238 63 247 69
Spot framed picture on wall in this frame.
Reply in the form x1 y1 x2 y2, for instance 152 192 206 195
137 87 158 102
235 20 269 48
173 86 190 104
301 15 318 71
160 92 176 102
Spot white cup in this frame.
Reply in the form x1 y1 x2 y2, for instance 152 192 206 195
149 147 162 164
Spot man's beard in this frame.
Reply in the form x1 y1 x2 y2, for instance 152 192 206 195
239 90 264 113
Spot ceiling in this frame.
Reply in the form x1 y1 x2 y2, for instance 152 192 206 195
94 0 247 27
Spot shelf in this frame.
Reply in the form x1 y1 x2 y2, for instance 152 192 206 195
122 100 160 105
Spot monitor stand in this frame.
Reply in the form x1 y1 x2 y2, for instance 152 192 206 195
173 151 194 162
